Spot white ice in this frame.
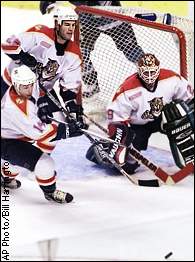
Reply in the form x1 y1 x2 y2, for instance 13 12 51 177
1 7 194 261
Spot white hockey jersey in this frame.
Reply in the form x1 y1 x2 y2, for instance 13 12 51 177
1 24 82 93
107 69 193 125
1 85 59 153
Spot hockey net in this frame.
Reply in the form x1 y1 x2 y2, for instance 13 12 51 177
75 6 194 122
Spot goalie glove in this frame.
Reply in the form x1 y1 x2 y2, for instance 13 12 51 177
161 100 194 169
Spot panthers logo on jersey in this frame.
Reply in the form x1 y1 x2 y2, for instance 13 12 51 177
141 97 164 119
37 58 59 82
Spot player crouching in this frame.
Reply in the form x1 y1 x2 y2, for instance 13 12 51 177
1 65 83 204
86 53 194 174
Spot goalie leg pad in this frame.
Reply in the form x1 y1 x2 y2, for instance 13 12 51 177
108 122 135 165
86 142 113 168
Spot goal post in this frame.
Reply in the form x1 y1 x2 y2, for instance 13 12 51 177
75 6 193 121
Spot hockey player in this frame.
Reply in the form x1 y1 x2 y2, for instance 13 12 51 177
1 6 88 129
1 65 83 204
86 53 194 174
39 1 144 97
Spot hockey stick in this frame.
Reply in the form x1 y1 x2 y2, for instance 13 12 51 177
48 116 161 187
38 81 193 185
83 114 194 185
37 82 161 187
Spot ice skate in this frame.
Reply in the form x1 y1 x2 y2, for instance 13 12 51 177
44 189 73 204
1 174 21 189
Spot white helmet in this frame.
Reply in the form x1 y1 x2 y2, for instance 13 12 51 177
53 7 78 25
11 65 36 94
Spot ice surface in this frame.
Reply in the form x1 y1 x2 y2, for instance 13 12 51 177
1 7 194 261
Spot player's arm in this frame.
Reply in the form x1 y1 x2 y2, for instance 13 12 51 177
59 55 88 129
4 100 82 151
173 75 194 101
1 33 39 70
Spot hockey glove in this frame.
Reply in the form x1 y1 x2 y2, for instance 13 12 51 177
18 50 38 71
60 89 89 130
37 96 53 124
13 50 44 77
54 120 83 140
66 100 89 129
162 100 194 168
39 1 56 15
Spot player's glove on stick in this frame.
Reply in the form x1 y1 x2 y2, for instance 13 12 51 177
37 96 53 124
161 100 194 169
54 120 83 140
60 89 89 130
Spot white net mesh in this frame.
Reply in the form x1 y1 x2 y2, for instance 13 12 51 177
76 6 194 121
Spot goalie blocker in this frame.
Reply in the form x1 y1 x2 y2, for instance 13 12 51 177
162 99 194 169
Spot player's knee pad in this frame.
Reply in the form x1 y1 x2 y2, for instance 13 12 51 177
108 122 135 165
34 153 56 185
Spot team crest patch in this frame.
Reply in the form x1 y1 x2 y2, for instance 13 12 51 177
142 97 164 119
16 98 24 104
38 59 59 81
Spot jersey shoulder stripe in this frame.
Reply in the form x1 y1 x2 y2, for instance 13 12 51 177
159 69 182 80
112 73 141 101
66 40 82 59
26 25 55 41
9 87 28 115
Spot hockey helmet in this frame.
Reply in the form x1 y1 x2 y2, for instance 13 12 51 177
137 53 160 85
53 6 78 25
11 65 36 95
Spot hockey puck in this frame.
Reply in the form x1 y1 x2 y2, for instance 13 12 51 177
165 252 173 259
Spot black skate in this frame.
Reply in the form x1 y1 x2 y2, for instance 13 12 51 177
1 175 21 189
44 190 73 204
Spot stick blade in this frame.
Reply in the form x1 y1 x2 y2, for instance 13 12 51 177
155 162 194 184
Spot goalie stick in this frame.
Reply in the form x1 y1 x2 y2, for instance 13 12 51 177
83 114 194 185
37 82 162 187
38 80 193 185
48 116 161 187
